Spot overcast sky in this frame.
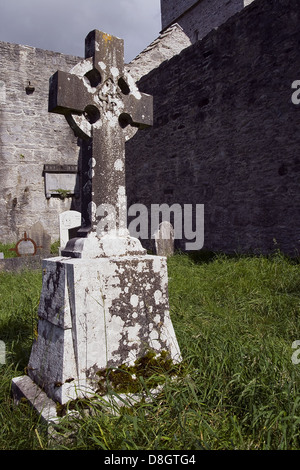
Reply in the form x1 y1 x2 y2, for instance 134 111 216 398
0 0 162 63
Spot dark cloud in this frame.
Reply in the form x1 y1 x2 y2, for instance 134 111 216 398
0 0 161 62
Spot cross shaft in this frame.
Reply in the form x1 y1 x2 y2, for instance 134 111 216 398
49 30 153 235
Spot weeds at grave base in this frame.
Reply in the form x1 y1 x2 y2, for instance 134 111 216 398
49 351 187 446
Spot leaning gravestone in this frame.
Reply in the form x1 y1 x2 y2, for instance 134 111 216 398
12 30 181 420
154 221 175 257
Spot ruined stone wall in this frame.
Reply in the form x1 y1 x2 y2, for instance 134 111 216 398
0 42 81 243
161 0 199 30
126 0 300 256
127 24 191 82
161 0 254 44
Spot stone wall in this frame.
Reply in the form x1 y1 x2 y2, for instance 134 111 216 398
0 42 81 243
161 0 254 44
161 0 199 30
127 24 191 82
126 0 300 256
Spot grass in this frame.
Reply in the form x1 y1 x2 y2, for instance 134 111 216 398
0 240 60 258
0 250 300 449
0 242 18 258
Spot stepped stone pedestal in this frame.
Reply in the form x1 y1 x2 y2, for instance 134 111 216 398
12 242 181 421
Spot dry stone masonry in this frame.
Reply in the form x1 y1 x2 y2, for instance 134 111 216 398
126 0 300 256
161 0 254 43
0 42 81 243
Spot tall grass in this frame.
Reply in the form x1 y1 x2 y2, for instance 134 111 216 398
0 252 300 449
0 270 46 449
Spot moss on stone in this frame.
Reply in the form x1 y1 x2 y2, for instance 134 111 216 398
96 349 183 395
56 350 184 417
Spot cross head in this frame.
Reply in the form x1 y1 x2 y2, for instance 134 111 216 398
49 30 153 237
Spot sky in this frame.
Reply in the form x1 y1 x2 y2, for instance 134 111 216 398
0 0 162 63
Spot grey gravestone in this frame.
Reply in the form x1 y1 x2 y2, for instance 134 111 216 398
28 222 51 257
17 238 36 256
154 221 175 257
12 30 181 418
0 253 4 259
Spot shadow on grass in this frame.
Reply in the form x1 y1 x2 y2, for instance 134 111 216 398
185 249 300 266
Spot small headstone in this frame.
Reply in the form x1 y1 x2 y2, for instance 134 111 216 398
0 253 4 259
154 221 174 257
28 222 51 257
17 238 36 256
59 210 81 252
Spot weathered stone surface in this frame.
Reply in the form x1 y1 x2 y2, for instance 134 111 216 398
28 221 51 256
27 255 181 405
44 164 79 200
0 255 44 272
161 0 254 43
126 0 300 256
0 42 81 243
154 221 174 257
127 24 191 82
11 375 58 424
12 30 181 416
49 30 153 259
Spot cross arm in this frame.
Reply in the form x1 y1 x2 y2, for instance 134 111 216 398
49 70 91 115
123 93 153 129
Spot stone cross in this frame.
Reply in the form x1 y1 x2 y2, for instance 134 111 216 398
49 30 153 238
11 30 181 418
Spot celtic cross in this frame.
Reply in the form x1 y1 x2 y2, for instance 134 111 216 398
48 30 153 254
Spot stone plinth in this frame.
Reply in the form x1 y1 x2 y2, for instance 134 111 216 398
13 253 181 409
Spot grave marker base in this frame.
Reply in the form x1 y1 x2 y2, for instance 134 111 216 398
12 252 181 420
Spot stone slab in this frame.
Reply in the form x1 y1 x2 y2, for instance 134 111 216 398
11 375 59 424
0 255 43 272
28 221 51 257
12 373 165 426
154 221 175 257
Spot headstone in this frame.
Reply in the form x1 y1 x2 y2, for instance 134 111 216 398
59 210 81 252
12 30 181 419
154 221 175 257
0 253 4 259
28 222 51 257
17 237 36 256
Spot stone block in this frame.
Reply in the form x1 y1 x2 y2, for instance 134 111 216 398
28 221 51 257
25 254 181 405
11 375 59 424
